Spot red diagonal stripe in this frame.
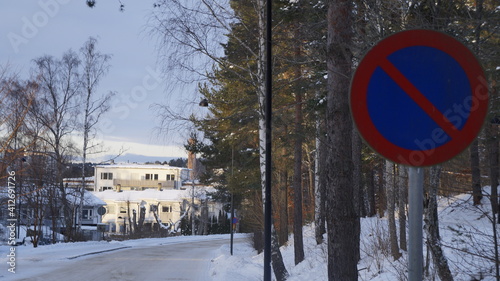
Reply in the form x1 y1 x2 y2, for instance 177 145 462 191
378 58 460 139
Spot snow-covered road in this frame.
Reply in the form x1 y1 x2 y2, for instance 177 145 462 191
4 235 249 281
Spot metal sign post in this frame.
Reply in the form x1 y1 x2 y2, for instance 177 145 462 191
408 167 424 281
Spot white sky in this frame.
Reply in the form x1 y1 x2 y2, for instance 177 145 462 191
0 0 202 161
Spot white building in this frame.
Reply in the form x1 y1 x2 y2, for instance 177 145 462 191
93 163 223 235
69 189 107 226
93 187 221 234
94 164 191 192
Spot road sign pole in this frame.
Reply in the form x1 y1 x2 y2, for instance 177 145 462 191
408 167 424 281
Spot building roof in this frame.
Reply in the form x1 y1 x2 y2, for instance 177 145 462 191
93 185 215 203
95 163 188 170
0 188 106 206
67 189 107 206
63 177 95 187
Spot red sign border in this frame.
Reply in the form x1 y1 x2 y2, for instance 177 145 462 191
351 29 488 166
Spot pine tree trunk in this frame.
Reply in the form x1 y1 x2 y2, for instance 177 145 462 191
377 166 387 218
352 130 363 262
326 1 359 279
293 88 305 265
278 168 289 246
366 169 376 217
424 165 454 281
353 128 364 217
487 123 499 214
471 139 483 205
386 160 401 260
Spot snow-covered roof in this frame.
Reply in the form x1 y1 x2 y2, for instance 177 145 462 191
63 177 95 187
0 188 106 206
94 189 189 202
63 177 95 182
66 189 106 206
93 186 215 202
95 163 188 170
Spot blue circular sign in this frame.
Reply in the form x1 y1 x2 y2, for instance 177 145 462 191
351 30 488 166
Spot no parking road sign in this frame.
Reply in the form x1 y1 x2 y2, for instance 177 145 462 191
351 30 488 166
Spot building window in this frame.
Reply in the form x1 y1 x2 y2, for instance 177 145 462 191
166 174 175 181
102 186 113 191
120 207 127 214
101 172 113 180
145 174 158 180
83 209 93 220
162 206 172 213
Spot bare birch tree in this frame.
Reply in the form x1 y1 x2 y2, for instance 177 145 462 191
31 51 81 241
424 165 454 281
314 115 326 244
78 37 114 231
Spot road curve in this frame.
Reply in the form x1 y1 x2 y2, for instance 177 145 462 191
12 238 240 281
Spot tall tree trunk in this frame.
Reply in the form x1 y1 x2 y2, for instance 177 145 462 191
292 19 305 263
304 144 315 222
293 87 305 265
315 98 326 244
353 127 364 217
50 187 58 243
398 164 408 251
366 168 376 217
471 139 483 205
278 166 289 246
352 130 362 263
487 123 499 215
386 160 401 260
326 1 359 280
471 0 484 206
377 166 386 217
424 165 454 281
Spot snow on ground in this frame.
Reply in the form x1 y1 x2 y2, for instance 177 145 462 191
2 188 500 280
210 188 500 281
0 234 248 280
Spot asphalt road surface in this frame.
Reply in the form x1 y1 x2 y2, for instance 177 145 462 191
13 238 240 281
